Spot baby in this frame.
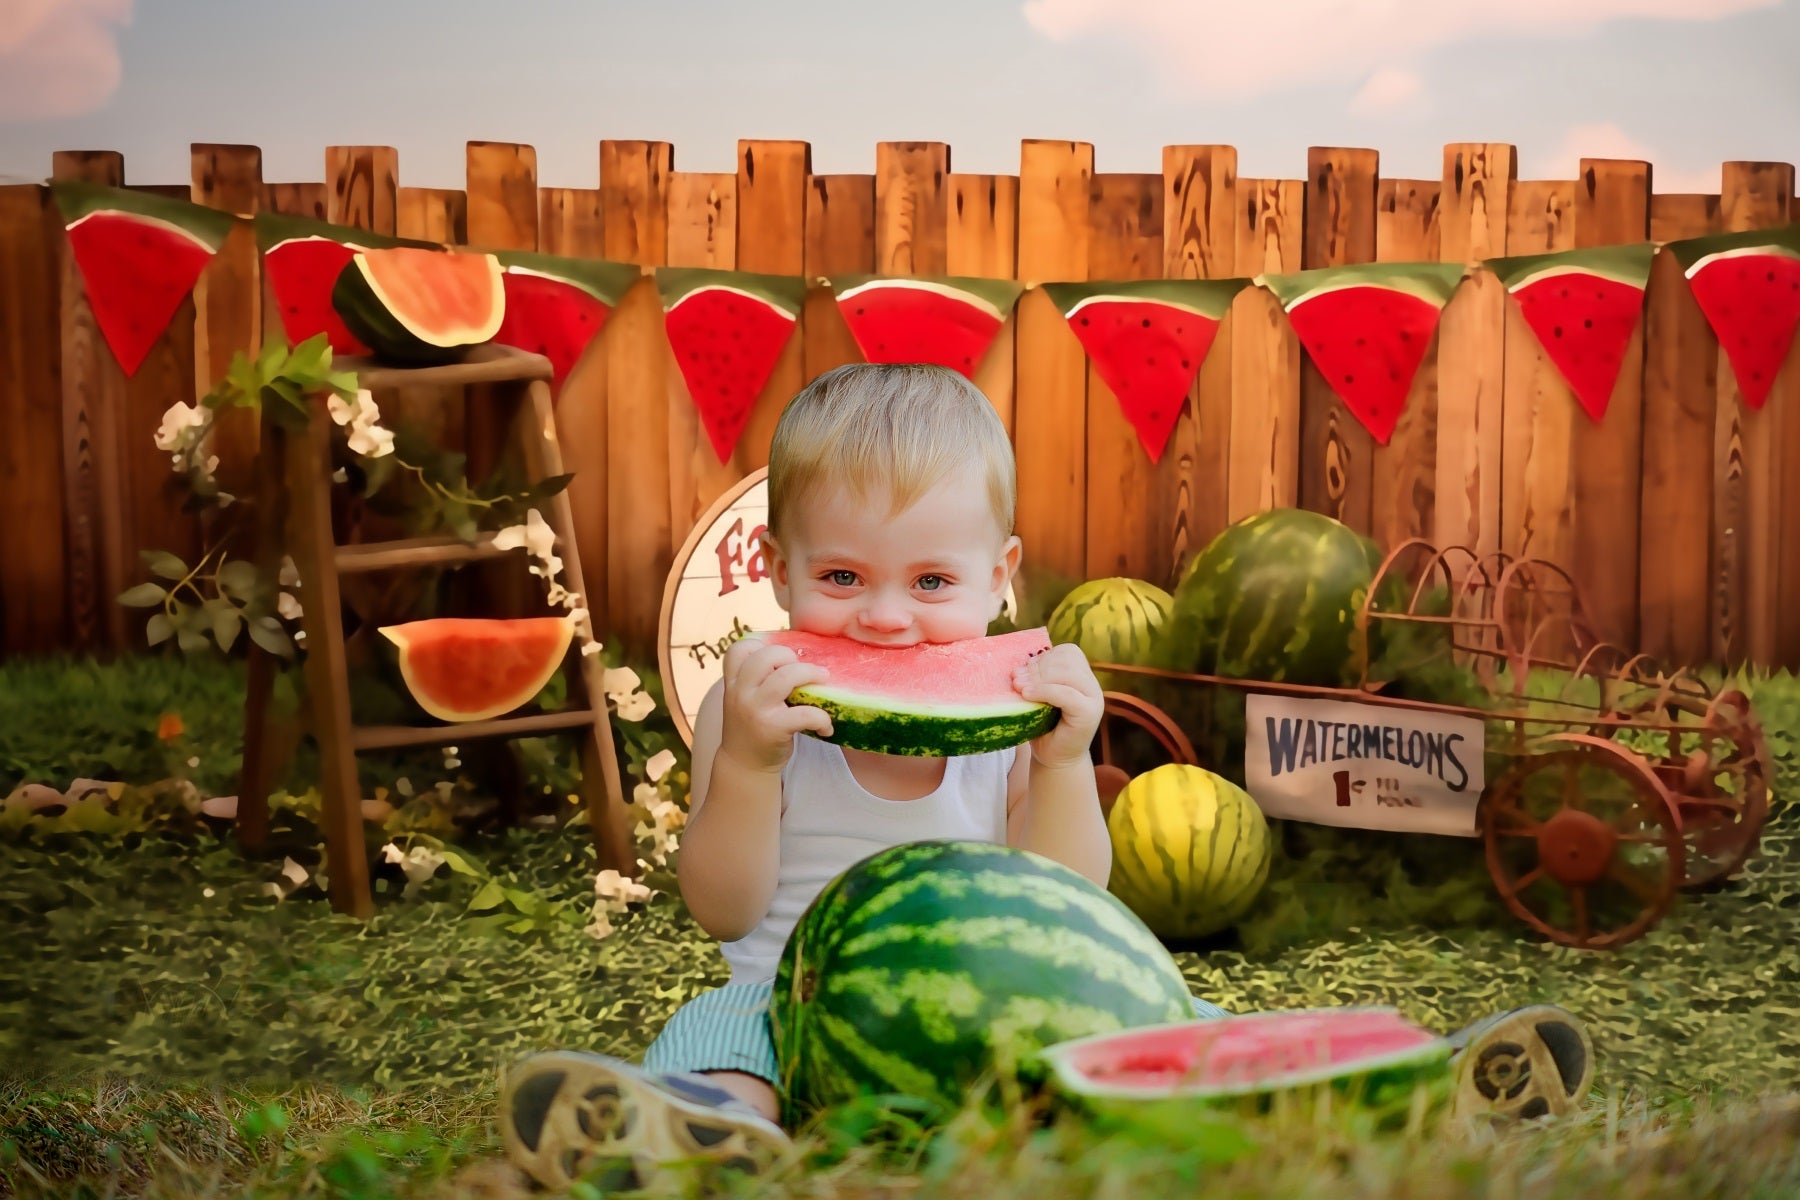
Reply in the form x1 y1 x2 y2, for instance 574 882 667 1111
499 364 1594 1191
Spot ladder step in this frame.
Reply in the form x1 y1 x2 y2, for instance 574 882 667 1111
352 707 598 752
334 531 551 575
333 343 554 391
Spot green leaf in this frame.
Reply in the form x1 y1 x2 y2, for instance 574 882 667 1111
466 880 505 912
119 582 168 608
527 473 575 501
287 335 332 383
216 559 260 600
209 602 242 653
177 628 211 655
142 550 188 581
145 613 173 646
247 615 295 659
501 887 543 915
436 848 484 878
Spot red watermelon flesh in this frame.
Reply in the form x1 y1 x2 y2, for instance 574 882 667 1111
666 285 798 462
1065 297 1222 462
493 271 612 386
265 236 375 355
65 211 217 376
380 617 573 723
1512 271 1646 422
837 281 1004 379
1686 251 1800 409
1285 285 1443 445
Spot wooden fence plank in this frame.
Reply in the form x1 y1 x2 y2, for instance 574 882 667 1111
465 141 538 252
262 183 326 220
946 174 1018 431
1015 140 1092 584
1228 178 1303 522
1650 194 1720 245
734 140 809 470
326 146 398 234
876 143 949 276
1299 147 1379 535
538 188 603 257
398 187 468 243
1372 178 1441 554
191 144 263 502
803 175 875 385
1084 173 1164 585
665 171 739 531
0 185 69 654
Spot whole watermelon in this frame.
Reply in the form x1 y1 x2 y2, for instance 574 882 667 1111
1107 764 1272 940
1160 508 1385 687
770 840 1194 1125
1047 577 1173 690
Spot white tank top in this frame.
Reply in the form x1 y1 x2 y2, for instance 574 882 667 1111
717 733 1015 986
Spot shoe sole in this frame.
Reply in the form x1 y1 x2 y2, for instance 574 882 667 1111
1449 1004 1595 1123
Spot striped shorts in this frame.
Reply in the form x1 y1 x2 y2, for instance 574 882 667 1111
641 979 1234 1085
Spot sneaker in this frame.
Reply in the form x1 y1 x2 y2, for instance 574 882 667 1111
498 1049 792 1191
1445 1004 1595 1123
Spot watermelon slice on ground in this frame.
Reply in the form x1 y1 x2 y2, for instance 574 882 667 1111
380 617 574 722
1259 262 1466 445
827 275 1025 379
1041 278 1251 462
332 246 506 366
1665 223 1800 409
52 181 237 376
756 626 1060 757
656 267 806 462
491 249 641 387
1486 243 1654 422
254 212 435 356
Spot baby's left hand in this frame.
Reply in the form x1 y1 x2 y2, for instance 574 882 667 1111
1012 643 1104 770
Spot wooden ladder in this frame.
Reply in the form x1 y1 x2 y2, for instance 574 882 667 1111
235 344 635 918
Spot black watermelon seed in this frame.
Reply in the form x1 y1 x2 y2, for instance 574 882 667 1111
1584 318 1593 329
1344 373 1355 384
1553 326 1563 338
1080 316 1089 326
1141 318 1151 327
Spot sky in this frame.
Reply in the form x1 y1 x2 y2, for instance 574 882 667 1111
1 0 1797 194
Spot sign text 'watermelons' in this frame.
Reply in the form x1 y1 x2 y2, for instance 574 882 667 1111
1244 694 1486 837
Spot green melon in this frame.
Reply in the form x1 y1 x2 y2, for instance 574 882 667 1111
1106 764 1271 940
1046 577 1173 691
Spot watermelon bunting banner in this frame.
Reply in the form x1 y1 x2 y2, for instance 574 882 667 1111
1662 222 1800 410
52 181 237 376
491 249 641 387
655 266 807 462
1040 278 1251 462
1484 243 1655 423
824 274 1024 380
255 212 437 357
1257 261 1467 445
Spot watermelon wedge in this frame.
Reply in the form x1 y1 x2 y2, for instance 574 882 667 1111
1665 223 1800 409
827 275 1025 379
1259 262 1466 445
656 267 806 462
380 617 573 722
1041 278 1251 462
333 246 506 366
757 627 1060 757
51 182 237 376
254 212 435 356
491 249 641 387
1486 243 1654 422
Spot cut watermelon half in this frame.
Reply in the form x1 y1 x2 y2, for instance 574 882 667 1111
1486 243 1653 422
827 275 1025 379
52 181 237 376
1666 223 1800 409
656 267 806 462
1042 279 1250 462
380 617 574 722
492 249 641 387
1260 262 1466 445
756 627 1059 757
254 212 435 357
332 246 507 366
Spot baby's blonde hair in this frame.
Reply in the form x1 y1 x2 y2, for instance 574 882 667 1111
765 363 1016 545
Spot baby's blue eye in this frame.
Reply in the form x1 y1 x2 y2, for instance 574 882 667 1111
828 570 857 587
917 575 945 591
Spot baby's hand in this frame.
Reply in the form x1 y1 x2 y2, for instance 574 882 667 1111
1013 643 1103 770
717 636 834 775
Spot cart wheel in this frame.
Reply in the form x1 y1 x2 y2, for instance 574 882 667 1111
1617 688 1772 890
1480 734 1686 950
1092 692 1196 818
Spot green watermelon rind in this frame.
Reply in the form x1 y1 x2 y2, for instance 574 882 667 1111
791 685 1058 757
1259 261 1466 312
332 250 507 364
252 211 434 255
828 274 1025 322
1041 278 1250 322
494 249 642 308
1664 222 1800 275
52 181 236 255
1485 242 1656 293
655 266 806 317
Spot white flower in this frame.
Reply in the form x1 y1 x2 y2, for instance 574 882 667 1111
353 390 380 425
613 690 655 722
583 911 616 940
279 557 299 588
493 509 557 560
645 748 677 783
580 641 604 657
331 467 348 483
603 666 641 697
347 423 394 458
594 868 652 906
326 392 357 426
277 592 303 620
154 401 208 452
202 454 220 477
632 781 659 808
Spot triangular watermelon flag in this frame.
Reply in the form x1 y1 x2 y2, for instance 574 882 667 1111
826 275 1024 379
1040 278 1250 462
492 249 641 388
254 212 436 356
1258 261 1466 445
655 267 806 462
52 181 236 376
1485 243 1654 423
1663 223 1800 410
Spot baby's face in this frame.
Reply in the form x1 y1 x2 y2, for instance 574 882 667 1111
769 462 1020 647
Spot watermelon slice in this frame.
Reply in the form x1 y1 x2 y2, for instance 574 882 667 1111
827 275 1025 379
254 212 435 356
656 267 806 462
1486 243 1654 422
1041 278 1251 462
380 617 574 722
491 249 641 387
51 181 236 376
1665 223 1800 410
756 627 1060 757
333 246 506 366
1259 262 1466 445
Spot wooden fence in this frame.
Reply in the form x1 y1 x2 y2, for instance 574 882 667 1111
1 141 1797 672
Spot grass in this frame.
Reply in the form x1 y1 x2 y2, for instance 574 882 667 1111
2 651 1798 1197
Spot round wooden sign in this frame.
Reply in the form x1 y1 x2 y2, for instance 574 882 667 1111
658 468 1019 748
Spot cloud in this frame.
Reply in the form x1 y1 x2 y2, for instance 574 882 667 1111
1349 68 1425 116
1021 0 1778 99
1539 121 1720 192
0 0 133 122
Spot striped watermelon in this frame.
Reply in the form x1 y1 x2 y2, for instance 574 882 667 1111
1047 577 1173 691
770 840 1195 1125
1106 764 1271 940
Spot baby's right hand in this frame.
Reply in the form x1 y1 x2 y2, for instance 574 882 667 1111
716 636 834 775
